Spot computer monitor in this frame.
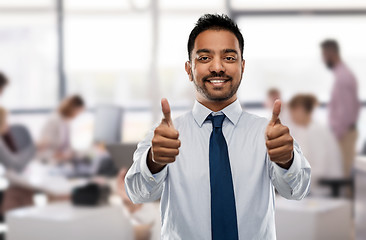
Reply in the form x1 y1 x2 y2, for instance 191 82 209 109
94 105 123 144
106 143 136 169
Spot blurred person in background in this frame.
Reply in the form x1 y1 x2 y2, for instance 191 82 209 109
38 95 85 164
0 104 35 173
0 72 35 172
288 94 343 197
265 88 281 109
0 72 7 96
264 88 291 125
0 72 16 153
116 168 160 240
321 39 360 179
0 72 36 213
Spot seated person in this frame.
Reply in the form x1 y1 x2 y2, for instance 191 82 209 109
38 95 84 164
264 88 291 125
0 72 36 212
288 94 343 197
0 107 35 172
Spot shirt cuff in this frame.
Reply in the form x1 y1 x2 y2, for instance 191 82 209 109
273 150 302 187
139 148 167 188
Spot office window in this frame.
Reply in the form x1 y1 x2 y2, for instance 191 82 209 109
0 0 54 8
157 14 201 106
236 16 366 103
159 0 224 11
231 0 366 10
64 0 130 11
64 12 152 107
0 8 58 109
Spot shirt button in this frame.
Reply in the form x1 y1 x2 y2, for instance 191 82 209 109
149 177 155 181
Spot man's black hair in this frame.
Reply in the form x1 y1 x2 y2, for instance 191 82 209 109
0 72 8 89
187 13 244 60
321 39 339 53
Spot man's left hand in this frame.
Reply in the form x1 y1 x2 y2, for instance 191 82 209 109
265 100 294 169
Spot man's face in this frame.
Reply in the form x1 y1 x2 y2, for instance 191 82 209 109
290 106 308 126
0 85 6 97
185 30 245 102
322 49 336 69
68 107 84 120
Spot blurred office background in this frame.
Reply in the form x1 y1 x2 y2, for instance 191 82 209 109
0 0 366 239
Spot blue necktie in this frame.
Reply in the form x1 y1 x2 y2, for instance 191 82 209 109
207 114 239 240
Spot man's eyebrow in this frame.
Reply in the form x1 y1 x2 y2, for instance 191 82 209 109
196 49 212 54
223 49 238 54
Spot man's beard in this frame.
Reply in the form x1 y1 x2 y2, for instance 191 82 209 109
326 60 335 69
192 71 241 102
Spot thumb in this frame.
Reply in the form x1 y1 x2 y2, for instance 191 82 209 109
161 98 173 127
270 99 281 125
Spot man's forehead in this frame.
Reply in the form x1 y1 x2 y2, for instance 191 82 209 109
193 29 240 53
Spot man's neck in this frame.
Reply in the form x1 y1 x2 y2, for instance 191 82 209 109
196 96 237 112
332 58 342 70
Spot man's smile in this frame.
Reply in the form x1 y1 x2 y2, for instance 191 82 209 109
204 78 230 87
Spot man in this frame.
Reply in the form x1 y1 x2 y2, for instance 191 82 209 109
265 88 281 110
0 72 8 97
321 39 360 178
126 14 311 239
0 71 17 152
288 94 343 197
264 88 291 126
0 72 36 213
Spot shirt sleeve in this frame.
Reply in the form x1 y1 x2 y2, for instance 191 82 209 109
0 138 35 172
268 140 311 200
125 125 168 204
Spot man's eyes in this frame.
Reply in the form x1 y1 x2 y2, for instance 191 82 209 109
225 56 236 61
197 56 237 62
198 56 210 61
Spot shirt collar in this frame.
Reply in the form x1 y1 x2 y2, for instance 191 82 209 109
333 61 344 72
192 99 242 127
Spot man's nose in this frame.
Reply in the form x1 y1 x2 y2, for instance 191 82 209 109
208 57 225 73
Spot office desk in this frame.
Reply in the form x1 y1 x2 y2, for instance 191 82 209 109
275 196 352 240
6 202 133 240
355 155 366 240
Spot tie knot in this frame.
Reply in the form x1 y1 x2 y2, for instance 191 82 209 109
207 114 225 128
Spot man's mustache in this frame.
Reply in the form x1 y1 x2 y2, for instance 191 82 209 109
202 73 233 82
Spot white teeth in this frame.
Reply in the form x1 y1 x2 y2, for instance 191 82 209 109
209 80 225 83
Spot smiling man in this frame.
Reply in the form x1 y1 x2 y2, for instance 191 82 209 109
125 14 311 239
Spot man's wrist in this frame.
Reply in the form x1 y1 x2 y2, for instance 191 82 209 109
146 148 166 174
276 151 294 170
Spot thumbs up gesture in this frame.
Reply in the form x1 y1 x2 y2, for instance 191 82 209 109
265 100 294 169
147 98 181 173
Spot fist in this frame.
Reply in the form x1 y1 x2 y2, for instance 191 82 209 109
150 98 181 168
265 100 294 169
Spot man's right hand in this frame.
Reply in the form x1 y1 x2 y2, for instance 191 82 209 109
147 98 181 174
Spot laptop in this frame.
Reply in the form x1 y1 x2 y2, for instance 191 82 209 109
105 143 137 169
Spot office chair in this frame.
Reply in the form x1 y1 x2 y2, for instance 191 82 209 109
8 124 35 151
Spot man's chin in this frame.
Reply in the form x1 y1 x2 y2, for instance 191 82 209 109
205 93 234 102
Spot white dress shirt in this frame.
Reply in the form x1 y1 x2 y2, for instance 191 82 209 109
38 112 72 161
125 99 311 239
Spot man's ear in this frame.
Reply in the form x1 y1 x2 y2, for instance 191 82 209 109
185 61 193 82
239 59 245 81
241 59 246 74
